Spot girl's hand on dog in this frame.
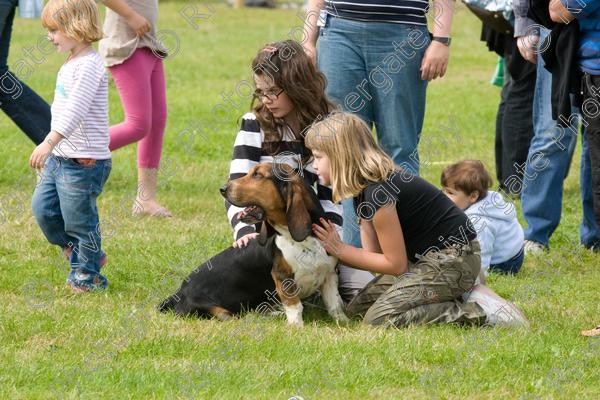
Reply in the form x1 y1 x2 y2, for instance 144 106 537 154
233 232 259 248
312 218 344 257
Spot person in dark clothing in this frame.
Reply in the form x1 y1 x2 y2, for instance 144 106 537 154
0 0 51 145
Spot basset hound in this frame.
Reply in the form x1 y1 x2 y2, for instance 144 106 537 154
159 163 348 326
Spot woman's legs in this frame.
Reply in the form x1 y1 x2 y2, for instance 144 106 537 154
109 48 170 216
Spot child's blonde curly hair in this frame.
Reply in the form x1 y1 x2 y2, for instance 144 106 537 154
42 0 103 43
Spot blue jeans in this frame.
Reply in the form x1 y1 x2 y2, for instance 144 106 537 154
0 0 50 145
32 155 112 289
521 28 599 247
317 15 429 246
317 15 428 173
489 246 524 275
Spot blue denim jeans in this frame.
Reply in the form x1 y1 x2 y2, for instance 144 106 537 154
489 246 524 275
0 0 50 144
521 28 599 247
32 155 112 289
317 15 428 173
317 15 429 246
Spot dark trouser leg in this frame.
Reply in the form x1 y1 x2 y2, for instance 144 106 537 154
495 67 510 185
582 74 600 228
498 61 536 196
0 2 51 145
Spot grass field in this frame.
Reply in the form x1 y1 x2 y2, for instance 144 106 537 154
1 2 599 399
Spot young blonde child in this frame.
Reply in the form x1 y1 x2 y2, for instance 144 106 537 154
307 112 527 327
30 0 110 292
441 160 525 275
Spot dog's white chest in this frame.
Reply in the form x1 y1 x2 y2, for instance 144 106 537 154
275 233 337 298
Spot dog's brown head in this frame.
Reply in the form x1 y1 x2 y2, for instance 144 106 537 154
221 163 323 243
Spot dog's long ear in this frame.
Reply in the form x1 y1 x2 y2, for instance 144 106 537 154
257 221 275 246
286 180 312 242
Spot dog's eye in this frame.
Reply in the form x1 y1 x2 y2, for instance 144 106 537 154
252 171 262 179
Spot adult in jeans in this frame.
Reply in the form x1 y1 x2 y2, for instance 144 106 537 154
549 0 600 339
549 1 600 234
513 0 600 253
0 0 50 145
303 0 455 247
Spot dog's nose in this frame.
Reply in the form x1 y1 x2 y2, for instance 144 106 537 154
219 185 227 196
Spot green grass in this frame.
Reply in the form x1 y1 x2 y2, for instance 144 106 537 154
1 2 599 399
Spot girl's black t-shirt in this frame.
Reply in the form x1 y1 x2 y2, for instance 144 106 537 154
353 169 476 261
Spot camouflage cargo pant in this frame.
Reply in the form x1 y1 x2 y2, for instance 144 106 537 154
346 241 487 327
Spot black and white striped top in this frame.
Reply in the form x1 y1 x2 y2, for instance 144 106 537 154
326 0 429 25
226 113 342 240
51 52 110 159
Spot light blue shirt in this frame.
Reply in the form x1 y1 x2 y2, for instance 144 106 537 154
18 0 43 18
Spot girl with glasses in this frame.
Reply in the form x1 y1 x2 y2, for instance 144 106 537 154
225 40 374 302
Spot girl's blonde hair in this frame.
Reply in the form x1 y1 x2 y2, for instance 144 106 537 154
42 0 103 43
305 112 396 202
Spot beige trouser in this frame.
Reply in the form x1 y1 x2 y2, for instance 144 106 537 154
346 241 487 327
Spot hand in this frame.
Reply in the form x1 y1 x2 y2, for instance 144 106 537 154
420 41 450 81
233 232 259 248
126 12 151 36
312 218 344 257
304 42 317 66
517 34 539 64
29 141 54 170
549 0 575 23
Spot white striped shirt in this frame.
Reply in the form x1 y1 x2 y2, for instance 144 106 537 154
51 51 110 160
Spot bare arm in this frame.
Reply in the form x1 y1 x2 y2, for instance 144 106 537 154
100 0 151 36
29 131 63 169
302 0 325 65
420 0 454 81
313 206 408 276
360 219 382 253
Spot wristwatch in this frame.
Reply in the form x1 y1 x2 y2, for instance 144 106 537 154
432 36 451 46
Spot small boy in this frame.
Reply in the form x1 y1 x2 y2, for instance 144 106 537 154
441 160 524 274
30 0 110 292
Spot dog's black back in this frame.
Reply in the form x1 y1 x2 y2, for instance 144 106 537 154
158 238 276 317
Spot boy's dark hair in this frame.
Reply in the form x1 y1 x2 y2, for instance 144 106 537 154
251 40 333 158
441 160 492 200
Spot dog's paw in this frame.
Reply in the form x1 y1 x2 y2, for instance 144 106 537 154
334 313 350 325
287 319 304 328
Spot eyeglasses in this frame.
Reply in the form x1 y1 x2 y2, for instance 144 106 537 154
253 88 285 101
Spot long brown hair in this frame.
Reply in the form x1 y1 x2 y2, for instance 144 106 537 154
251 40 334 155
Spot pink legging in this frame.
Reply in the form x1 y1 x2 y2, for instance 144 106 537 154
108 48 167 169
